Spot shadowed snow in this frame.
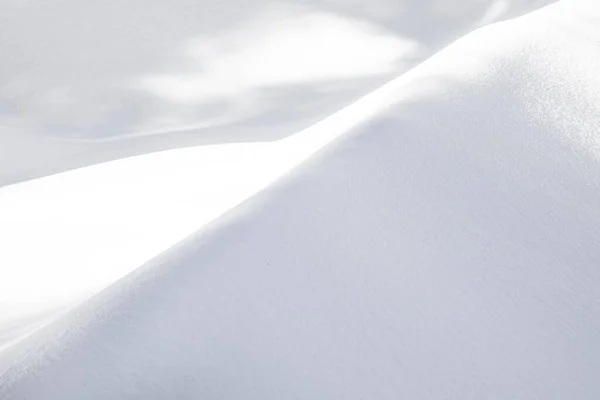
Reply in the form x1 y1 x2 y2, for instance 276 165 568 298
1 1 600 398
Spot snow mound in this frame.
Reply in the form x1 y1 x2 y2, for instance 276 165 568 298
2 1 600 398
0 0 554 187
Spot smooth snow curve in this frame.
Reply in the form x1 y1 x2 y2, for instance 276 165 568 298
0 0 553 187
0 0 557 350
1 1 600 398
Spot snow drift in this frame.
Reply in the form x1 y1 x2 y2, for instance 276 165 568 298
2 0 600 398
0 0 553 187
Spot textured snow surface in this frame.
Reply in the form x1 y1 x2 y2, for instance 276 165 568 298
2 0 600 398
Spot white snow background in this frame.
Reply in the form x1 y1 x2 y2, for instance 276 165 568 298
3 0 600 398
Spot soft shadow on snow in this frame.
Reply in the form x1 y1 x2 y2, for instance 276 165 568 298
0 0 556 187
0 81 414 350
1 2 600 396
0 0 560 352
0 61 465 352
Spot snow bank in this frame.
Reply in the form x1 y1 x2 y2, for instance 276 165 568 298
0 0 553 187
0 0 556 349
2 1 600 398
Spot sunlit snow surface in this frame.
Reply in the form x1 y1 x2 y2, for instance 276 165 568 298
0 134 310 349
3 0 600 399
0 77 391 350
0 0 556 349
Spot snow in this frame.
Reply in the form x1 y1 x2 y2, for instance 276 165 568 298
2 0 600 398
0 0 556 351
0 109 363 351
0 0 552 187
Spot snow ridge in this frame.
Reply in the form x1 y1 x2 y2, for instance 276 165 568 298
3 1 600 398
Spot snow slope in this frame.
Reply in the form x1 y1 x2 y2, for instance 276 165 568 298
0 0 554 187
0 111 366 351
2 0 600 398
0 0 556 351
